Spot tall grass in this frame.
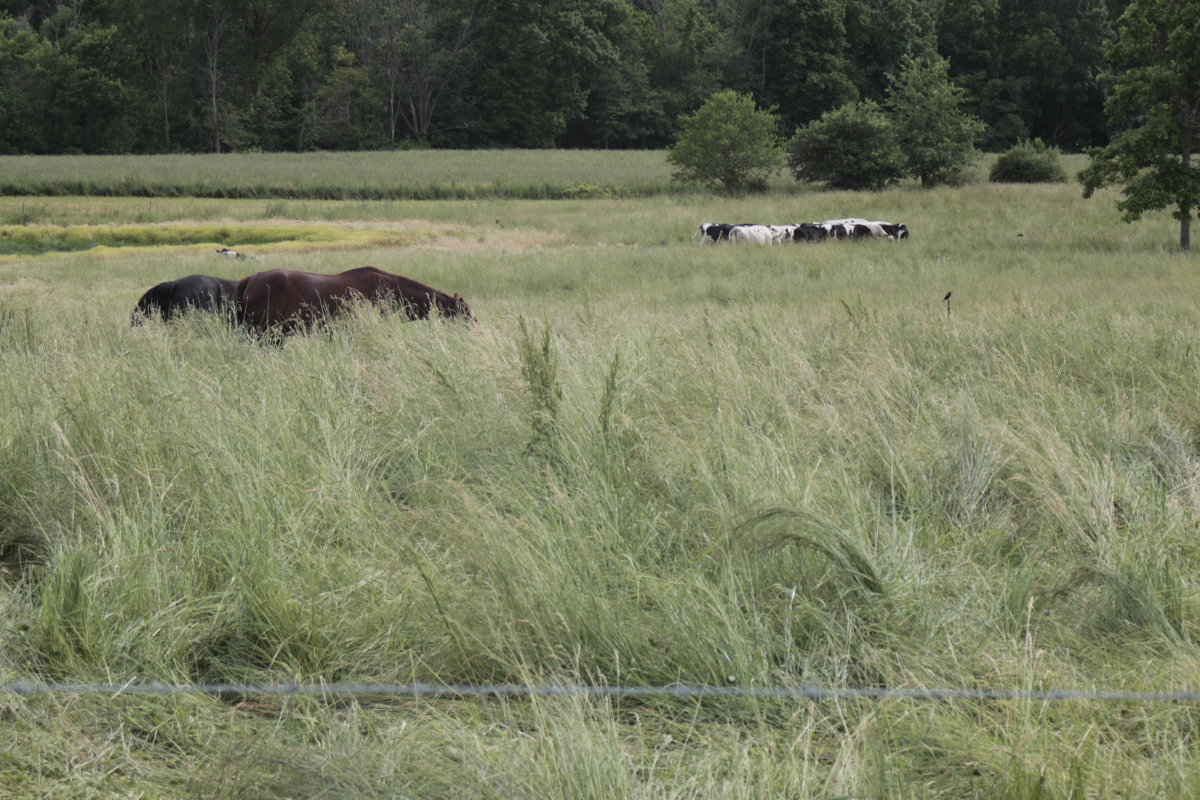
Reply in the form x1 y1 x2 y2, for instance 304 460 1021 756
1 180 1198 797
0 150 687 200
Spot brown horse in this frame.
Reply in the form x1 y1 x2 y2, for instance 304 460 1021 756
236 266 475 334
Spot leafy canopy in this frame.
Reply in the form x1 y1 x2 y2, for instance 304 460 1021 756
666 89 784 192
888 54 985 187
786 100 905 191
1079 0 1200 252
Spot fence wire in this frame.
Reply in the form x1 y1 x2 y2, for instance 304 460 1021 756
2 681 1199 703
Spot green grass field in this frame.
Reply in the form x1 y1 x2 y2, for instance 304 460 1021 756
1 157 1199 799
0 150 1080 201
0 150 686 200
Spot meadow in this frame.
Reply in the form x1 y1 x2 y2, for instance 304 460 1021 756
0 150 684 200
1 160 1199 799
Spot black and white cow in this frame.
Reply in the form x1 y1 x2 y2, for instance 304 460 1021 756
831 218 910 241
696 223 742 244
788 218 910 242
789 223 830 242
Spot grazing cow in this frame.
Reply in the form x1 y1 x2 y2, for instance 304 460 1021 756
237 266 475 335
696 223 750 244
131 274 239 324
878 222 909 240
217 247 261 261
730 224 784 245
819 218 909 241
789 223 830 242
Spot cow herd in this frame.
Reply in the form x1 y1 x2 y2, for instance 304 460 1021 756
696 218 909 245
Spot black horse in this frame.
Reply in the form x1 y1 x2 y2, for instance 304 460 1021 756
131 274 239 323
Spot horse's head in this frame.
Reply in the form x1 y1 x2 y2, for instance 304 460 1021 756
453 293 477 324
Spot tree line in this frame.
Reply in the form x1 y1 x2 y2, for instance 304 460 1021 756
0 0 1128 155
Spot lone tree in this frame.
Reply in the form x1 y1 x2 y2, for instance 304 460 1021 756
888 54 985 187
667 90 785 192
787 100 906 191
1079 0 1200 252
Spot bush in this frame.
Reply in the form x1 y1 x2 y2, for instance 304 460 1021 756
666 90 785 193
989 140 1069 183
786 101 906 191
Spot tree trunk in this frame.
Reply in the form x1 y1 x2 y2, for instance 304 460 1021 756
1183 105 1194 253
154 49 171 150
211 76 221 154
1180 112 1190 253
203 12 228 154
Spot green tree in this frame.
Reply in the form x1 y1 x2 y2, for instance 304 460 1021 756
786 99 905 190
464 0 631 147
936 0 1111 150
348 0 478 146
760 0 936 134
559 1 675 148
666 88 784 191
1079 0 1200 252
760 0 858 130
888 54 985 187
227 0 323 150
0 17 143 154
108 0 194 151
0 18 56 154
626 0 734 147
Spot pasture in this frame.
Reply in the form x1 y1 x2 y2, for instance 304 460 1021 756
1 174 1199 799
0 150 683 200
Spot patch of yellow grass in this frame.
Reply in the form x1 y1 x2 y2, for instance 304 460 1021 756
0 217 570 261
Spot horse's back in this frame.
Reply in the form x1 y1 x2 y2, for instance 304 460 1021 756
237 266 474 332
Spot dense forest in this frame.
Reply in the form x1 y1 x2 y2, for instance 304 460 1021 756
0 0 1130 155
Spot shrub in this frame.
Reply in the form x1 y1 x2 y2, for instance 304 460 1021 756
786 101 906 191
990 140 1069 183
666 90 785 193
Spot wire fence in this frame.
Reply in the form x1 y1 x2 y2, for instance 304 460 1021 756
2 681 1199 703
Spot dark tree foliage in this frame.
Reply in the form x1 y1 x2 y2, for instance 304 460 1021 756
0 0 1125 154
759 0 857 132
937 0 1111 150
0 17 144 154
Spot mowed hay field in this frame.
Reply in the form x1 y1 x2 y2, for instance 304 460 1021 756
1 170 1200 798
